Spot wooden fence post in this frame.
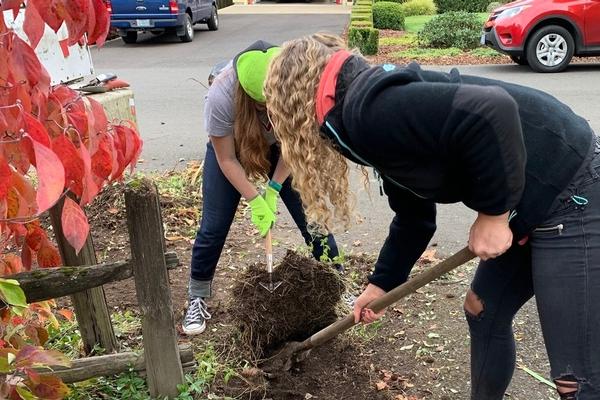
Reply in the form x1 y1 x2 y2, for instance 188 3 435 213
124 178 184 398
49 196 118 354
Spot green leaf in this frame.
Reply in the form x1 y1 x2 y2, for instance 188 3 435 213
15 385 38 400
517 364 557 389
0 278 28 307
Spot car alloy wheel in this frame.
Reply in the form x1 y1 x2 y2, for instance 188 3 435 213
536 33 568 67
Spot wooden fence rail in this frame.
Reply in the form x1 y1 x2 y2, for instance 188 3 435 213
7 252 180 303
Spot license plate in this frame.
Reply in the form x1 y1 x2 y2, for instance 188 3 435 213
136 19 151 27
480 34 486 45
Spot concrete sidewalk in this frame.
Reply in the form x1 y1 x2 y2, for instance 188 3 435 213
219 3 351 14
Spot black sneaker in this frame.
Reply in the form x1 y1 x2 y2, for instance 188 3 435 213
182 297 211 335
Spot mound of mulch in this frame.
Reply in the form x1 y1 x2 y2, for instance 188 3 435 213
229 250 346 359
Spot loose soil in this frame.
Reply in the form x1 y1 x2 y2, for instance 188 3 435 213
74 166 556 399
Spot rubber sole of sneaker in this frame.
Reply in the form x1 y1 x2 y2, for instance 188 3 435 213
182 321 207 336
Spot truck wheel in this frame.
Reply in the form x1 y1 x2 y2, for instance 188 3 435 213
180 14 194 42
526 25 574 73
207 5 219 31
122 31 137 44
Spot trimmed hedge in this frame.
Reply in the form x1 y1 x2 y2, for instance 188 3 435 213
433 0 489 13
400 0 436 16
487 1 501 11
418 11 482 49
348 0 379 55
373 2 405 30
348 26 379 55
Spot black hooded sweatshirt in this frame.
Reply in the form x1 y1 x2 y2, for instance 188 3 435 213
320 56 595 292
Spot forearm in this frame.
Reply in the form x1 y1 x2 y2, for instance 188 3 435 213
271 156 290 185
217 158 259 200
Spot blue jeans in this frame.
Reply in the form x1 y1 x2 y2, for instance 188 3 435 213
189 142 339 298
468 143 600 399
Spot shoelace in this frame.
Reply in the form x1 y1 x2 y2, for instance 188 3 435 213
185 298 212 325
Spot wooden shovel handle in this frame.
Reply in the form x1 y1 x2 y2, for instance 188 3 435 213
265 230 273 256
307 246 476 349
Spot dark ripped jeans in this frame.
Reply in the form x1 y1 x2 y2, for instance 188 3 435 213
468 145 600 399
189 142 339 298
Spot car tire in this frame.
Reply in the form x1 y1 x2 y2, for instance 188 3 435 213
207 5 219 31
526 25 574 73
179 14 194 42
122 31 137 44
510 55 528 66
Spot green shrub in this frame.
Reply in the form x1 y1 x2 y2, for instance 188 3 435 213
373 2 405 30
374 0 407 3
400 0 436 16
351 13 372 22
433 0 489 13
348 26 379 55
486 1 501 11
418 11 482 49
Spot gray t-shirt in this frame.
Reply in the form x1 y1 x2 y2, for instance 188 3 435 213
204 61 276 145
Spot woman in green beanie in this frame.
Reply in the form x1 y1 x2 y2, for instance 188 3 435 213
183 36 343 335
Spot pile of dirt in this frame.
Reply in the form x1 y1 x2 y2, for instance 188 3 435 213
229 250 346 359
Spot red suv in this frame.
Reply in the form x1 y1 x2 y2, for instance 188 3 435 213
482 0 600 72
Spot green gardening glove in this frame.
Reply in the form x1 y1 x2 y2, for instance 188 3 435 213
249 195 276 237
264 180 282 214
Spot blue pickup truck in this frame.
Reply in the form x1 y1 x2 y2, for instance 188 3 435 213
108 0 218 44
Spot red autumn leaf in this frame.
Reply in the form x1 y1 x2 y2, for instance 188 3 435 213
28 374 70 400
21 243 33 271
11 170 37 213
24 2 45 49
61 197 89 253
1 0 24 18
3 254 23 275
88 98 108 134
57 309 74 321
66 102 88 138
15 345 71 368
89 0 110 46
29 0 66 32
30 138 65 213
86 0 96 41
37 239 61 268
52 134 84 197
9 35 50 99
63 0 89 45
4 141 31 174
91 135 113 181
0 158 12 199
23 113 51 148
25 225 45 252
78 138 99 205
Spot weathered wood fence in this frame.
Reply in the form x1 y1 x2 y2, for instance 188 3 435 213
7 178 190 399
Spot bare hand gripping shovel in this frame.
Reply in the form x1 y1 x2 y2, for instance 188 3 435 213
266 246 476 372
260 230 282 293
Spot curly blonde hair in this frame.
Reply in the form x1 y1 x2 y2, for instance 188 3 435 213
265 35 356 231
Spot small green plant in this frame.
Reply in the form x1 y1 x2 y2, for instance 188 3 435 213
400 0 437 16
380 33 417 46
47 319 83 359
373 2 406 30
352 318 385 341
418 11 482 50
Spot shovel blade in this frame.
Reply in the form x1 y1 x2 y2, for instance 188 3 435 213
259 280 283 293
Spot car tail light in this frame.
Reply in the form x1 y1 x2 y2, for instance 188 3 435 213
105 0 112 13
169 0 179 13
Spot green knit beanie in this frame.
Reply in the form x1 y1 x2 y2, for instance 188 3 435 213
234 41 281 103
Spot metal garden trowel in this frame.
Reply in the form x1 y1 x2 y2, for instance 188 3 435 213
259 230 282 293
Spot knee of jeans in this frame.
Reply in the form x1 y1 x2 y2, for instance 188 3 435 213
464 289 485 321
554 374 583 399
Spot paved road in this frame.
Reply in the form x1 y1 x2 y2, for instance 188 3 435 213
92 13 348 170
92 15 600 256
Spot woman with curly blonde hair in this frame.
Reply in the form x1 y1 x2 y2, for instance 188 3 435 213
183 36 344 336
264 35 600 399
